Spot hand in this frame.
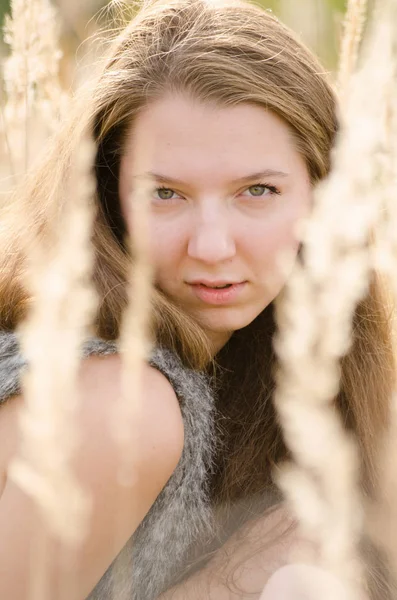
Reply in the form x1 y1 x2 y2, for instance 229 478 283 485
259 564 356 600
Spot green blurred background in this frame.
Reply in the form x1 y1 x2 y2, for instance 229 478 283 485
0 0 347 74
0 0 348 191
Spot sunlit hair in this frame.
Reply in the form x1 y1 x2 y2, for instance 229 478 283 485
0 0 395 595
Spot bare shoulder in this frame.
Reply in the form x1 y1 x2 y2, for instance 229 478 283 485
75 352 185 484
0 353 185 599
0 353 184 489
77 352 183 437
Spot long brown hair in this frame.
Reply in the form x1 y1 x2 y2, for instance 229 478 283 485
0 0 395 594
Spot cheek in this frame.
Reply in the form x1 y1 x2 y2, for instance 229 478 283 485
246 213 302 289
268 226 301 288
147 220 185 276
248 211 301 261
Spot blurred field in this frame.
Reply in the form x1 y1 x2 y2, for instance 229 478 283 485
0 0 347 76
0 0 348 198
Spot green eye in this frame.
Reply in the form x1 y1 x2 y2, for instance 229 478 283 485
248 185 267 196
157 187 175 200
244 183 280 198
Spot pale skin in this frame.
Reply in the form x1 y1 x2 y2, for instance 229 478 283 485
0 356 185 600
119 91 313 356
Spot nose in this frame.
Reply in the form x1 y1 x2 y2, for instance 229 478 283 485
187 210 236 264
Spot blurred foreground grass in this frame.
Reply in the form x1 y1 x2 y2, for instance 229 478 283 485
0 0 347 70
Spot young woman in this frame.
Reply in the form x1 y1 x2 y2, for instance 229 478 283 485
0 0 394 598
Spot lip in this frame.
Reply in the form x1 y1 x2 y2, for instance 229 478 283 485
189 279 243 287
188 282 247 305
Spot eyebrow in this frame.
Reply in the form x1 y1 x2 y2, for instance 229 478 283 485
133 169 290 185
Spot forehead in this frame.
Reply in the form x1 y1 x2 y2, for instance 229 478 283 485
121 93 307 185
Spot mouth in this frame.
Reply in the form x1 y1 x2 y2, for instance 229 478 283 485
187 281 247 305
196 283 233 289
188 280 245 289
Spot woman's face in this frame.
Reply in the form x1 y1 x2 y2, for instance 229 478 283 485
119 92 312 353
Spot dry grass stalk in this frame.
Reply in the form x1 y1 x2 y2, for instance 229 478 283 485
337 0 368 98
277 0 329 64
1 0 68 178
109 141 155 597
113 174 155 486
365 0 397 585
7 133 98 559
272 2 396 598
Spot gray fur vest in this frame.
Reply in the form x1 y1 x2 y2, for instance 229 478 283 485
0 331 217 599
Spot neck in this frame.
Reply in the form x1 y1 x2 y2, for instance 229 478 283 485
206 330 234 357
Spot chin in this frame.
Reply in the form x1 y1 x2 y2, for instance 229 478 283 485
195 306 261 335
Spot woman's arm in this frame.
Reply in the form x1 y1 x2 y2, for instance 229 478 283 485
0 354 184 600
260 564 369 600
158 504 315 599
158 508 372 600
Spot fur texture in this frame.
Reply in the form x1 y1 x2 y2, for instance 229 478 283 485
0 331 216 599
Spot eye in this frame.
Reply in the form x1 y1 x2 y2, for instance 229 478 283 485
152 183 281 203
153 186 182 203
243 183 281 198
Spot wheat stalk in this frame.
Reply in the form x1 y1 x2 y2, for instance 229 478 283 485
1 0 68 177
109 136 155 597
365 0 397 585
113 175 155 486
337 0 369 98
272 2 396 599
7 133 98 598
